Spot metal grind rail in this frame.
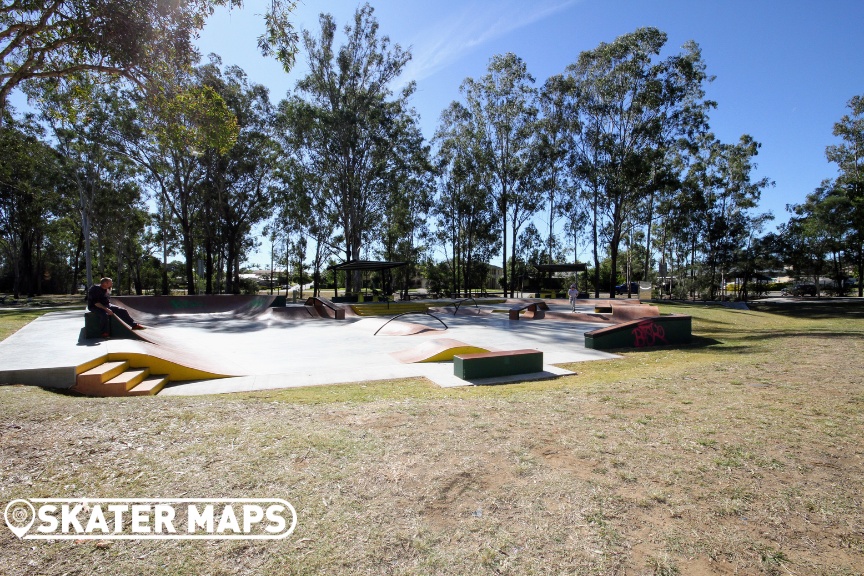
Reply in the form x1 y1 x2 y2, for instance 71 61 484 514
373 311 449 336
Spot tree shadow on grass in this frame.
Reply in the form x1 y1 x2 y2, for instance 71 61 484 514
658 299 864 321
712 330 864 342
598 329 858 355
0 383 83 397
748 301 864 320
41 386 85 397
604 335 730 354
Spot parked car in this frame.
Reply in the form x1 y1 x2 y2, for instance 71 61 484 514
781 283 817 297
615 281 640 295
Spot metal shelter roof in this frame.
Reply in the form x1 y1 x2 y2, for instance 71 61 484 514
328 260 407 272
534 263 588 273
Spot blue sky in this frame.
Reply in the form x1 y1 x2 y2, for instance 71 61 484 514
5 1 857 265
198 0 864 233
202 1 863 264
3 0 855 268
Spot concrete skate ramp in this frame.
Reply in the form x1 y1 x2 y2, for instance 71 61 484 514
110 318 244 374
103 340 240 380
429 306 490 316
585 314 691 350
542 303 657 325
269 305 316 320
392 338 490 363
112 295 277 321
545 311 611 323
104 314 154 343
268 301 356 321
349 316 446 336
102 316 210 349
376 320 446 336
612 303 660 322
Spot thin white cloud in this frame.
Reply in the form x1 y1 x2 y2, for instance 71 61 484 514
400 0 581 86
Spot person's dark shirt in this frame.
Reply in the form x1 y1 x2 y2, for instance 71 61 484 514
87 284 110 312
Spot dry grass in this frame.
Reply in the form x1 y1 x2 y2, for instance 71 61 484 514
1 301 863 575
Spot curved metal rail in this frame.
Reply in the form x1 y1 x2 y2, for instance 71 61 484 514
452 297 480 315
373 311 449 336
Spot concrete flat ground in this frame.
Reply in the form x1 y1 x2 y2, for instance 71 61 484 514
0 302 619 395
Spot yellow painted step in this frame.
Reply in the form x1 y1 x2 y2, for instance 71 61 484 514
77 361 129 390
128 375 168 396
102 368 150 396
351 303 429 316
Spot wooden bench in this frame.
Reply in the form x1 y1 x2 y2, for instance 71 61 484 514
454 349 544 380
508 301 549 320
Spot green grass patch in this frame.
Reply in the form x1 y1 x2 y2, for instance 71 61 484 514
2 300 864 574
0 308 52 341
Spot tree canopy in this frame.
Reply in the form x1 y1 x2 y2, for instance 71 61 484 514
0 0 299 115
7 13 860 302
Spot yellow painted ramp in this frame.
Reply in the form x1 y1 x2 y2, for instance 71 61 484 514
391 338 490 364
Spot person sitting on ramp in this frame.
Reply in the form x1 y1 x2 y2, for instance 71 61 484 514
87 277 144 338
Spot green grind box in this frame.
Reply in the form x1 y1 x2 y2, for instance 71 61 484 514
454 349 543 380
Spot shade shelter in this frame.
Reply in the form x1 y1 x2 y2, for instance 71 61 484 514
533 263 588 274
726 270 773 300
533 263 589 297
328 260 407 300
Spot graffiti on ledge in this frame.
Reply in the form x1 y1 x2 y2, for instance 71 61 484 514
632 320 668 348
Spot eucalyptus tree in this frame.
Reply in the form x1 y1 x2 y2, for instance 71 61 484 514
0 0 300 120
515 222 546 291
461 52 537 297
284 4 414 293
90 176 148 292
564 27 712 297
196 56 278 294
0 114 61 296
274 98 339 298
658 161 707 298
508 159 544 280
783 181 855 294
119 75 238 294
27 75 137 288
565 100 608 297
381 107 434 299
536 74 573 266
433 102 500 296
41 189 81 294
826 95 864 295
697 135 772 298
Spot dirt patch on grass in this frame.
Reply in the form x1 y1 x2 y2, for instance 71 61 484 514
1 303 863 575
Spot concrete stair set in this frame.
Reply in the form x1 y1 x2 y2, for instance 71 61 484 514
75 360 168 396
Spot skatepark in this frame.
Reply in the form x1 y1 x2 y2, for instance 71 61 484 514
0 295 677 396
